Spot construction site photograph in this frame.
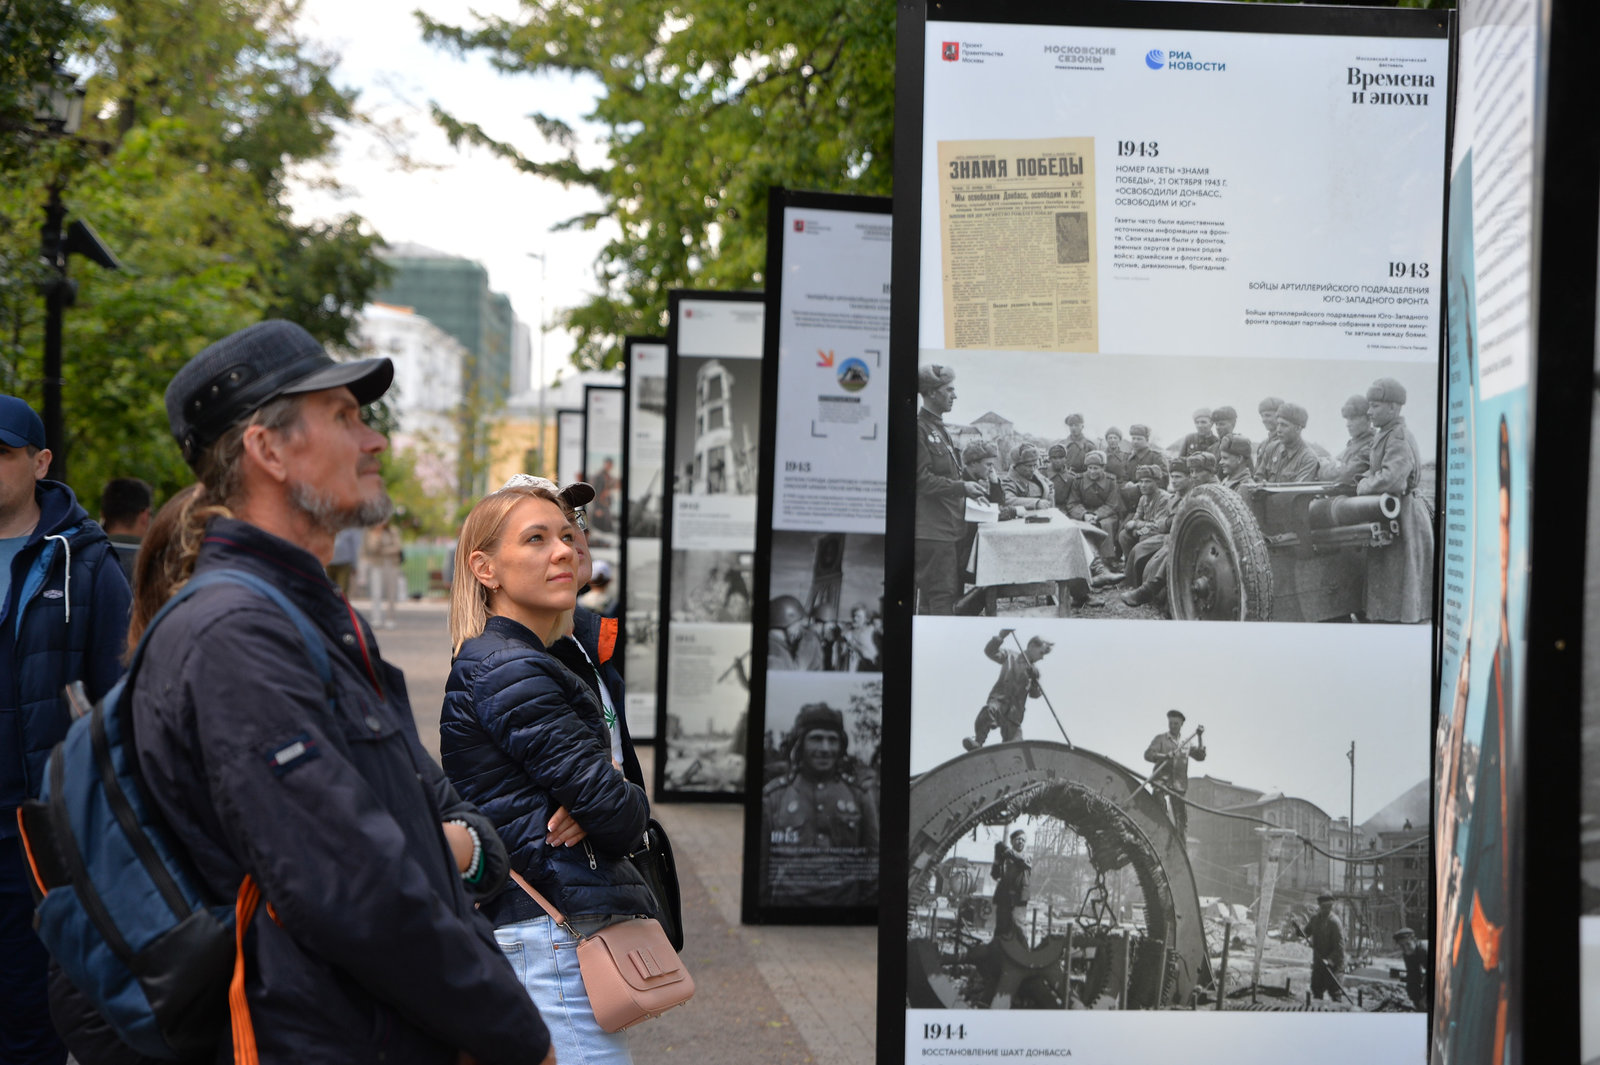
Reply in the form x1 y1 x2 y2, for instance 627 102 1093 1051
904 616 1431 1014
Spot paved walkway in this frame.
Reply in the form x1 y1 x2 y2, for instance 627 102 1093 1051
372 598 878 1065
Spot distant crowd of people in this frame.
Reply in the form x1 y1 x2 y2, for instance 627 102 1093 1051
915 364 1434 622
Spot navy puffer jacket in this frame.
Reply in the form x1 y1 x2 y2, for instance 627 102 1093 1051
442 615 655 919
0 480 130 839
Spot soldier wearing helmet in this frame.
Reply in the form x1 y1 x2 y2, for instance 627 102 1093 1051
760 703 879 906
768 595 824 671
1358 377 1433 623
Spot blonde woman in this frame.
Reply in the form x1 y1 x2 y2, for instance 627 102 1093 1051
441 484 654 1065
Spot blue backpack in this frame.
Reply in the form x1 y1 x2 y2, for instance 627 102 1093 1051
16 569 335 1061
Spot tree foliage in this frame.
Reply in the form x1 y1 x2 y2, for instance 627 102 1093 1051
0 0 388 503
420 0 895 370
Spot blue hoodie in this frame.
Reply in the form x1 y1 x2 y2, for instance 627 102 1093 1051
0 479 131 839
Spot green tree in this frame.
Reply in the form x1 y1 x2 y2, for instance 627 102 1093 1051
0 0 389 503
420 0 895 370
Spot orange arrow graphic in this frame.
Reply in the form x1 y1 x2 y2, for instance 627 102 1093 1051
817 349 835 368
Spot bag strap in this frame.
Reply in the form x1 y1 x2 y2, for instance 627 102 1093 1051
230 876 262 1065
508 870 582 940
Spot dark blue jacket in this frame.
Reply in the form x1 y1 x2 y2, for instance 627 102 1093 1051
443 615 654 921
0 480 130 840
551 607 643 790
131 519 546 1065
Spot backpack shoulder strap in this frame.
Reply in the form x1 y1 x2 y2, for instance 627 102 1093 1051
132 570 335 711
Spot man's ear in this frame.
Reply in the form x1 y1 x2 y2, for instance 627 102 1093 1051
240 424 290 484
31 448 52 481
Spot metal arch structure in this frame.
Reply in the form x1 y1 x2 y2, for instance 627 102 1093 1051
906 741 1209 1008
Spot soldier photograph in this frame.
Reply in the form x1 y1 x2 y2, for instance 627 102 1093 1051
669 547 754 622
910 350 1436 623
907 619 1430 1012
757 678 882 909
768 530 885 672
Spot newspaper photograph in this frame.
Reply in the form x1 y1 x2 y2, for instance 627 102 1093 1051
938 136 1098 353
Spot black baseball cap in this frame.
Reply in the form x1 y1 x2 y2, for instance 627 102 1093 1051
166 319 392 468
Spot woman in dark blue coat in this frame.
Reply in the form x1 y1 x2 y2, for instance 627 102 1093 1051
442 484 653 1065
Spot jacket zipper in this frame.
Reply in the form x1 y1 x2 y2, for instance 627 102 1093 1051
583 840 597 870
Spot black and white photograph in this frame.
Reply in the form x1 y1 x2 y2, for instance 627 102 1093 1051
905 616 1430 1012
625 538 660 702
672 354 763 498
755 673 882 909
661 622 752 794
768 531 885 673
669 548 754 623
913 350 1437 624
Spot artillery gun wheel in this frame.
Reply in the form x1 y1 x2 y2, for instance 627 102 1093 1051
1167 485 1272 621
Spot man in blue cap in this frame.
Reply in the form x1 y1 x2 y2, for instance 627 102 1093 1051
0 394 131 1065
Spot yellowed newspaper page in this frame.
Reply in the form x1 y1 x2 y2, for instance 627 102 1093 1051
938 136 1098 352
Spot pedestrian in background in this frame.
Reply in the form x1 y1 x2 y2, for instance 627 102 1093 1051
326 524 362 596
0 395 130 1065
99 476 153 581
363 515 403 628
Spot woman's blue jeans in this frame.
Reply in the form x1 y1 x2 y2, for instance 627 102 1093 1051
495 915 635 1065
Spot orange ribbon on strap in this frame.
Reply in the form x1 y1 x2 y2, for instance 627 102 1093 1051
230 876 262 1065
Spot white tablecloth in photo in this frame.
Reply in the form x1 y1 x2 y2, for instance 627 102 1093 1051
967 510 1102 587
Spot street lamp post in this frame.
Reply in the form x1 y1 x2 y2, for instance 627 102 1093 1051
32 66 119 483
526 251 548 475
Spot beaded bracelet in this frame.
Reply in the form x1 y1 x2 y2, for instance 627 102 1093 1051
447 820 484 883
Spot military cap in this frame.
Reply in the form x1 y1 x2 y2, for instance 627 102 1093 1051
1220 434 1252 459
1276 402 1308 428
1393 927 1416 940
794 702 847 740
1258 396 1285 415
1047 443 1068 458
1012 444 1042 466
1341 394 1370 419
962 440 998 464
1166 709 1186 722
166 319 393 468
917 363 956 395
1317 893 1335 903
1103 425 1123 440
1187 452 1216 473
1136 464 1162 481
1064 412 1085 426
1128 423 1151 438
1366 377 1407 404
771 595 807 628
1085 450 1107 466
1192 407 1212 421
1211 406 1236 422
1025 635 1054 652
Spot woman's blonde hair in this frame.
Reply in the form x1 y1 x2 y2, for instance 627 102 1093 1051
449 484 571 654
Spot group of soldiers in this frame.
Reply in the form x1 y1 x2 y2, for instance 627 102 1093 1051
915 363 1434 622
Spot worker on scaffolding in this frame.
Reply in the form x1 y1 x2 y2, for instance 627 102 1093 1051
990 829 1031 943
1394 927 1429 1011
1305 893 1347 1002
962 630 1053 751
1143 709 1206 840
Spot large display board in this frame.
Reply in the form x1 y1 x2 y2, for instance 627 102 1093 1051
742 189 892 925
623 337 668 741
881 4 1449 1063
582 383 625 617
654 290 766 801
555 408 585 488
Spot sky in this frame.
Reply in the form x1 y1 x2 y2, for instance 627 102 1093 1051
287 0 616 389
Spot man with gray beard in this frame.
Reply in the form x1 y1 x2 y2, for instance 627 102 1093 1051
70 321 553 1064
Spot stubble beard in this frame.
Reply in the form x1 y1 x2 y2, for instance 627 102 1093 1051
288 478 394 535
